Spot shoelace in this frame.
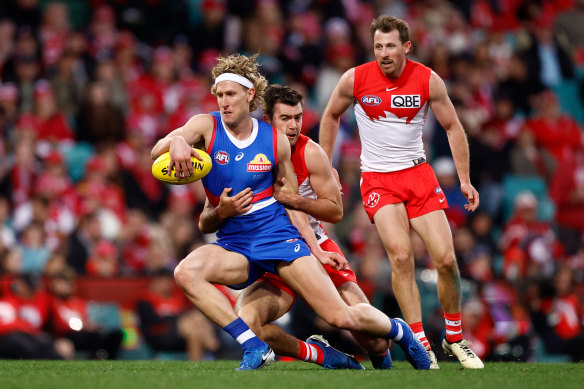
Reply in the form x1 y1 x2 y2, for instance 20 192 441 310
458 340 476 358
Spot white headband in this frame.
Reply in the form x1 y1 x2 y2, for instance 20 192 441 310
214 73 254 89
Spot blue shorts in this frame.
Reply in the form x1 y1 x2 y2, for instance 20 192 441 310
213 224 311 290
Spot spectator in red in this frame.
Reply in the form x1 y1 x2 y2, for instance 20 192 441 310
85 240 119 278
119 208 151 275
47 266 123 359
76 154 126 232
136 268 219 360
125 88 164 146
522 90 582 163
112 31 143 85
8 134 35 205
528 266 584 361
17 80 74 147
87 5 117 59
550 145 584 254
150 46 180 115
30 150 78 251
4 274 55 337
500 191 562 282
460 298 493 361
163 78 207 134
38 1 69 71
0 287 65 359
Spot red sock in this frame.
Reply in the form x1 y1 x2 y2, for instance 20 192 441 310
297 339 324 365
410 321 431 350
444 312 463 343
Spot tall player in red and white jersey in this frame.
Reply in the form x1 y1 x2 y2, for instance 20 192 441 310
319 15 484 369
200 85 393 369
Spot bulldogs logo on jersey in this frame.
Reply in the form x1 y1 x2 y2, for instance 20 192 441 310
247 153 272 172
214 151 229 165
361 95 382 106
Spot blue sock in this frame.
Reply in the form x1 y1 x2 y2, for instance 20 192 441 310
387 318 403 341
223 318 264 350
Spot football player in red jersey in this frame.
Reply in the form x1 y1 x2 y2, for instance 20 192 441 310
319 15 483 369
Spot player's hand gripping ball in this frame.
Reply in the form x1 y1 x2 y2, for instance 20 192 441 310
152 148 212 184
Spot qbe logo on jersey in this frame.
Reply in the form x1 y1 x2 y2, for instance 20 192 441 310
391 94 421 108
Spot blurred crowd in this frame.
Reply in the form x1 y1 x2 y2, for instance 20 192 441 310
0 0 583 362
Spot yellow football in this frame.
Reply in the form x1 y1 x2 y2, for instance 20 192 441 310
151 148 212 184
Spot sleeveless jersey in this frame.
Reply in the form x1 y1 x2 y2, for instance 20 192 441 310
291 134 328 244
202 111 285 237
353 59 431 172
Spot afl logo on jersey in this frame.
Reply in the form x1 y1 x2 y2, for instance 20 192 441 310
361 95 381 106
391 95 421 108
214 151 229 165
247 153 272 172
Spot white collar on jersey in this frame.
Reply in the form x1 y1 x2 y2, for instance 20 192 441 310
222 117 259 149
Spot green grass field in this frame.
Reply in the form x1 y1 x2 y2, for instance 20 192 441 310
1 361 583 389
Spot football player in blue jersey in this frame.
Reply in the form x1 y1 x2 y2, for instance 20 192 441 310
151 53 430 371
201 85 392 369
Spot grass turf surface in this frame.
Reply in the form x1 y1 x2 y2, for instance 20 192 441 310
1 361 583 389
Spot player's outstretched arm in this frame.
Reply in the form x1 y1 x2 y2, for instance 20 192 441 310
273 140 343 223
198 187 254 233
428 71 479 212
275 132 347 270
319 68 356 161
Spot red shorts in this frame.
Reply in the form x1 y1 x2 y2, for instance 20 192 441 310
360 162 448 222
257 238 357 299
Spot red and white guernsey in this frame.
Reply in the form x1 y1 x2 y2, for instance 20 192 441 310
353 59 431 172
291 134 328 244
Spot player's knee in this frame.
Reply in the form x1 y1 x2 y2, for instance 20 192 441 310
322 310 355 330
174 258 205 289
435 253 458 275
389 252 414 274
173 262 190 289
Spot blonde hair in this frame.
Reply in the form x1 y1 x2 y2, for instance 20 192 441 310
211 53 267 112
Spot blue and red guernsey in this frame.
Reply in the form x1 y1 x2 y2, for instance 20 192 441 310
202 111 284 236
